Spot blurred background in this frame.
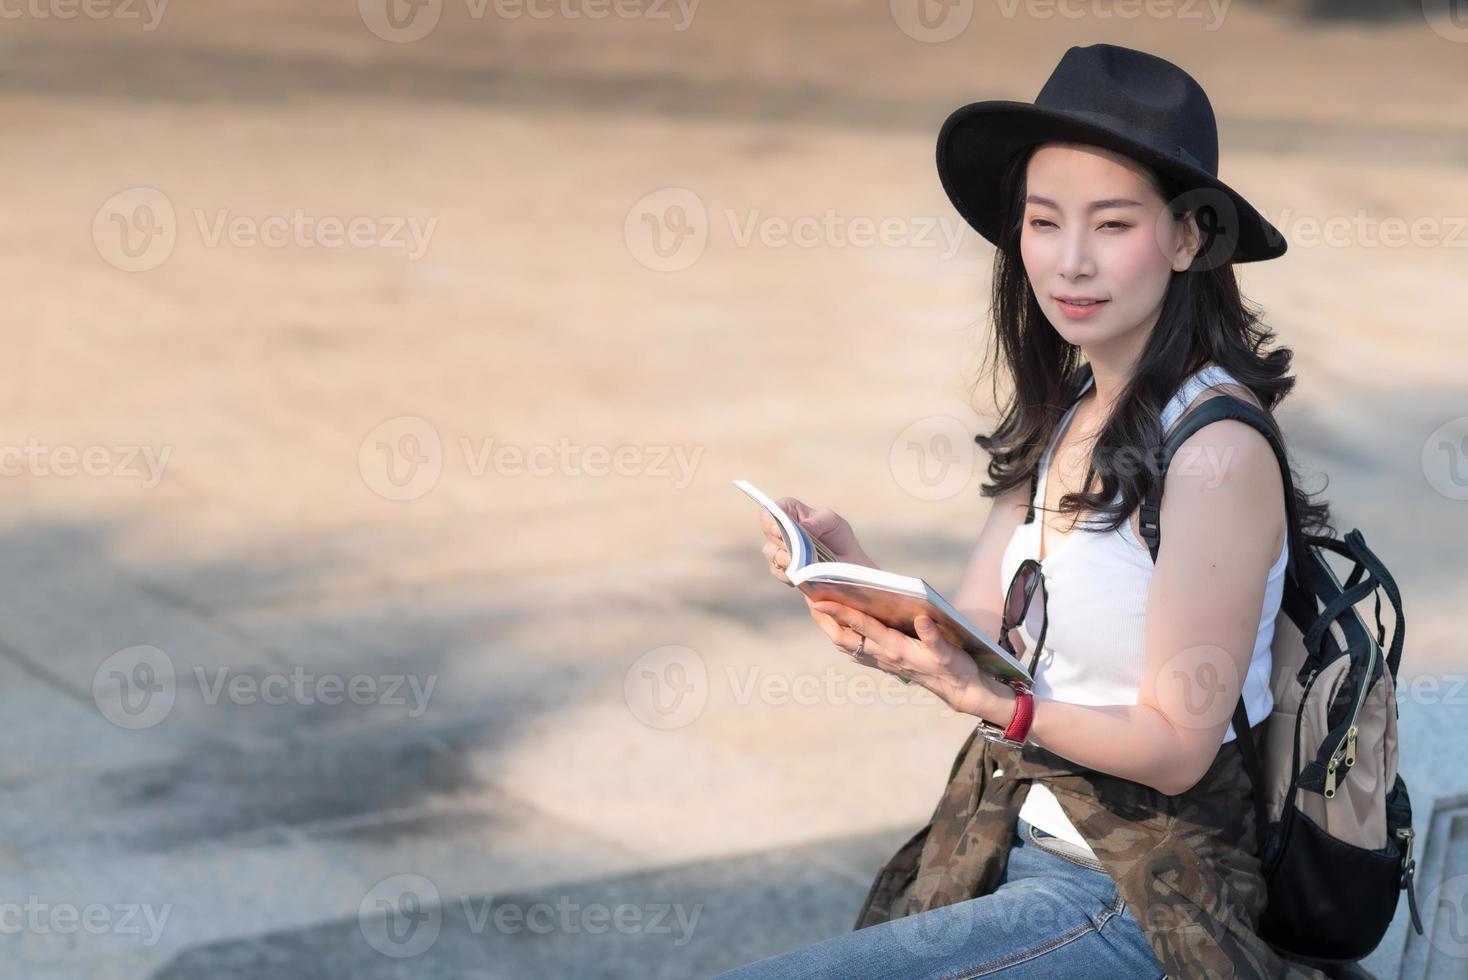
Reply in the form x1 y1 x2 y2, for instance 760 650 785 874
2 1 1466 977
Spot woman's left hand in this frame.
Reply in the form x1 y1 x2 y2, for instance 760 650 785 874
808 600 1017 723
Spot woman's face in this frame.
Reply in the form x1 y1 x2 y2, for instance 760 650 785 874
1019 142 1199 354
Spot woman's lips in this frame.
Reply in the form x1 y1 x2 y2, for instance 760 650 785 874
1056 298 1108 320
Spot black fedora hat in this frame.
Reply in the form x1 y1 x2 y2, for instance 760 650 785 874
937 43 1286 264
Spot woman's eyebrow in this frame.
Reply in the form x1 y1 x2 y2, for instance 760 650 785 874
1024 195 1144 210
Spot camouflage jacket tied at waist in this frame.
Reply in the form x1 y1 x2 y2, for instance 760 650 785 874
852 722 1327 980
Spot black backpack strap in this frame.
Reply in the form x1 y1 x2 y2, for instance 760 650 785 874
1309 530 1405 680
1140 393 1307 858
1140 395 1309 591
1231 700 1268 857
1026 363 1095 524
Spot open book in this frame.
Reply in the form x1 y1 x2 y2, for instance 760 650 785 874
733 479 1033 689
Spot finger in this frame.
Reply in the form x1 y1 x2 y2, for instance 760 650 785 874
808 606 847 645
810 605 883 666
913 614 958 655
809 601 900 652
776 497 809 523
798 508 840 539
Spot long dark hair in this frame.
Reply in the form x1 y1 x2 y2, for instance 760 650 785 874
971 144 1334 541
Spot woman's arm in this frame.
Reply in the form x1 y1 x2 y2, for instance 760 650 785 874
949 481 1033 643
990 418 1285 795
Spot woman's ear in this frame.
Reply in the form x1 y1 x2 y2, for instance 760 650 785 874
1169 210 1204 272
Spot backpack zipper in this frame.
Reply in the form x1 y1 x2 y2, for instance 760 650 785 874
1323 636 1374 799
1317 562 1380 799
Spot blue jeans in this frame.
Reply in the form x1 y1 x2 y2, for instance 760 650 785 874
713 817 1167 979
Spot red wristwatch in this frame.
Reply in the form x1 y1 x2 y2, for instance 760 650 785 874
1003 688 1034 743
976 686 1034 748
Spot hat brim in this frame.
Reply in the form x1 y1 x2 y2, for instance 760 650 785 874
936 101 1287 263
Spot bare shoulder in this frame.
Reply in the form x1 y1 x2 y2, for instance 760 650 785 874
980 478 1032 541
1160 388 1284 552
1163 378 1279 490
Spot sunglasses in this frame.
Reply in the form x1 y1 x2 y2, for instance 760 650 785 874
1000 557 1048 679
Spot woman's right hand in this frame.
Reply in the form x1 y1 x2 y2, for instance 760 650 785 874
759 498 873 587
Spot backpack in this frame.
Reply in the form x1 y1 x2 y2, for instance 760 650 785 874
1041 364 1423 970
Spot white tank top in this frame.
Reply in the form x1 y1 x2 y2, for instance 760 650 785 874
1003 364 1287 854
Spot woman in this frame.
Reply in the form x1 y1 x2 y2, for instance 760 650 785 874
724 45 1335 979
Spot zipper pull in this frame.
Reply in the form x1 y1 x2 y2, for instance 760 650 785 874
1324 757 1338 799
1397 828 1423 934
1344 725 1358 767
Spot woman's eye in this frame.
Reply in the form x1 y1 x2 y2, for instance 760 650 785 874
1027 218 1130 231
